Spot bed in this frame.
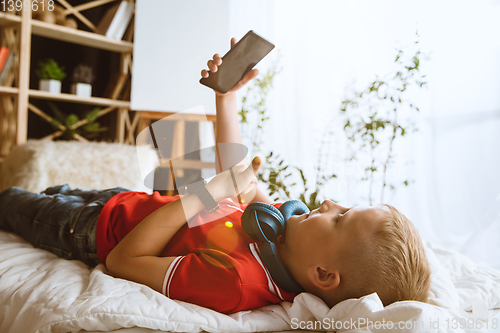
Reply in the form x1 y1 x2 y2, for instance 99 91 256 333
1 141 499 332
1 229 499 333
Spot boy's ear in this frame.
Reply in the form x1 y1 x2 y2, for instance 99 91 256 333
307 266 340 291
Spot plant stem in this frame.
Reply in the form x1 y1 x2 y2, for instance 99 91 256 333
368 155 374 205
315 119 332 187
381 108 398 203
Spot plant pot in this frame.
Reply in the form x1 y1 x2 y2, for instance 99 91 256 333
39 79 61 94
70 83 92 98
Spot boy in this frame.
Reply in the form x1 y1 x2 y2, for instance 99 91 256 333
0 38 431 314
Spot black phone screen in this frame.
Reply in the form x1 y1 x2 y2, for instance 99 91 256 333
199 30 275 94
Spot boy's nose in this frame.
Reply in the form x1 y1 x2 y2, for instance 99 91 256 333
324 200 349 214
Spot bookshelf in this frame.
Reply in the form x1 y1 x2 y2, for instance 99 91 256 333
0 11 133 52
0 0 137 159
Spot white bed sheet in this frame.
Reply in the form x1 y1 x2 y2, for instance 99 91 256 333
0 229 499 333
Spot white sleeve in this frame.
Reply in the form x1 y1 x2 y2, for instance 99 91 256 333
162 256 185 296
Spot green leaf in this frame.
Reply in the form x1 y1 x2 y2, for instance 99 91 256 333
36 58 66 81
85 108 101 123
344 120 351 129
50 118 61 126
47 102 67 123
65 114 79 127
309 192 318 204
83 122 99 132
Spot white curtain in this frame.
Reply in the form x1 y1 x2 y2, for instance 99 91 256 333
229 0 500 269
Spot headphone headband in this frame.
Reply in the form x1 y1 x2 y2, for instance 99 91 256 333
241 200 309 294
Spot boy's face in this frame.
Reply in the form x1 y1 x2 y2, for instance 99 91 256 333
278 200 387 287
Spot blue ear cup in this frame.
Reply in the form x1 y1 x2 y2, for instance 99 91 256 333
278 200 310 226
241 202 285 242
241 200 310 294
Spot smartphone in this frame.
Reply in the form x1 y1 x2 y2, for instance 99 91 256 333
200 30 275 94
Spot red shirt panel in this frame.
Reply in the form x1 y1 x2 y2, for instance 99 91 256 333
96 191 296 313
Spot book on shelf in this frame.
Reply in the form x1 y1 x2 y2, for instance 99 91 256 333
96 0 134 41
0 51 14 85
96 3 120 36
109 1 134 40
0 46 11 73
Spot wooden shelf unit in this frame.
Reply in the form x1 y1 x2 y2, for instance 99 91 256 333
0 1 136 158
0 85 19 95
0 10 133 52
0 11 20 26
29 89 131 107
32 18 133 52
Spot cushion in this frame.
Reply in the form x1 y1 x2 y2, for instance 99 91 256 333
1 140 158 193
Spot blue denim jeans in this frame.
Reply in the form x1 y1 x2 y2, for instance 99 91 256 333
0 184 129 267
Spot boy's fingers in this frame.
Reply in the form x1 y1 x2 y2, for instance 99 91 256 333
207 59 217 72
232 158 260 198
233 69 259 90
213 54 222 65
230 37 237 48
251 156 261 175
239 182 257 204
202 54 222 78
235 157 261 183
243 68 260 83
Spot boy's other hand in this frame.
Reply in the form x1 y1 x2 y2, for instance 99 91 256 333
206 156 262 203
200 37 260 97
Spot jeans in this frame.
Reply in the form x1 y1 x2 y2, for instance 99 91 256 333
0 184 129 267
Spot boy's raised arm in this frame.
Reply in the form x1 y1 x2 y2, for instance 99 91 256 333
201 38 272 204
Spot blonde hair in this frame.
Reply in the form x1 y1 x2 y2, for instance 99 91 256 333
328 204 431 307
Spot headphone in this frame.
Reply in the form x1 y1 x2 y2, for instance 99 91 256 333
241 200 310 294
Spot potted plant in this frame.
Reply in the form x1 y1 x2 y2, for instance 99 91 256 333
47 102 108 140
70 63 94 98
36 58 66 94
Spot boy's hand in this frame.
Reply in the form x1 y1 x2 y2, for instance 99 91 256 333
206 156 262 203
201 37 260 97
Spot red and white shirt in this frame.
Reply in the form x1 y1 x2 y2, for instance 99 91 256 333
96 191 296 314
